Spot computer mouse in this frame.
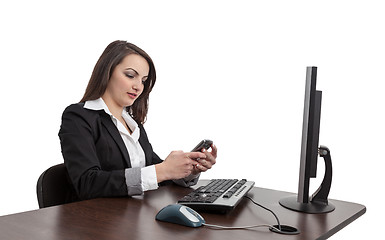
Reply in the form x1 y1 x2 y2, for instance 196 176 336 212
155 204 205 228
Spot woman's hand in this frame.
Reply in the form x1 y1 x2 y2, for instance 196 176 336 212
191 144 217 175
155 150 206 182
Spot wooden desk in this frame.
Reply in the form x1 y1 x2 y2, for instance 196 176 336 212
0 181 365 240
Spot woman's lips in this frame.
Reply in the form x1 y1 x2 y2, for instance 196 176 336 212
127 92 137 99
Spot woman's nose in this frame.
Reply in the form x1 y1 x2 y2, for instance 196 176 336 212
132 78 143 91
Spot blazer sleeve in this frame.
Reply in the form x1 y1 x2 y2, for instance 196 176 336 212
59 104 128 200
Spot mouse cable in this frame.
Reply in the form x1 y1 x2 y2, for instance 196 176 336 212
202 222 281 232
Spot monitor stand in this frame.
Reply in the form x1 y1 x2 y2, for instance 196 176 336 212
280 146 335 214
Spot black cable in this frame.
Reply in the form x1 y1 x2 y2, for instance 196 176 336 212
243 195 282 231
199 194 299 235
244 195 300 235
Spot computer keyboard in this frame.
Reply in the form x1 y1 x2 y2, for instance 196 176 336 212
177 179 255 213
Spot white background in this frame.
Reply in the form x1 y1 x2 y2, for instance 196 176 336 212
0 0 383 239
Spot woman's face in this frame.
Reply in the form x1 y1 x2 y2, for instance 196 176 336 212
104 54 149 109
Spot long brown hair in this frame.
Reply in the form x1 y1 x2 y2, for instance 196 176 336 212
80 40 156 124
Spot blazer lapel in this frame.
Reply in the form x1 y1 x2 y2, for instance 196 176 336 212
99 112 132 168
137 124 162 166
138 132 152 166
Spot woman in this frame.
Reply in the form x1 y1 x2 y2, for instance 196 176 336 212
59 40 217 200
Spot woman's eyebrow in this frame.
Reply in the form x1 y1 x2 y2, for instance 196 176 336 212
125 68 139 75
125 67 148 79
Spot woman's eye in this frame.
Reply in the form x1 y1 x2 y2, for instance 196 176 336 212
125 73 134 79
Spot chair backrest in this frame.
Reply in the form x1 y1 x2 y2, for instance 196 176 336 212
36 163 75 208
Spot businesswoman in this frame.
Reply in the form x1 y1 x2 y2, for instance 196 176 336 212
59 40 217 200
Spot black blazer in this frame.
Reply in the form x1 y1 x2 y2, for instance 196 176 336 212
59 103 163 200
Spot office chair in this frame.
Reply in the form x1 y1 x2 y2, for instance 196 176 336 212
36 163 75 208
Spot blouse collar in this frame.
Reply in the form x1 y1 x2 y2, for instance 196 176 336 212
84 98 140 141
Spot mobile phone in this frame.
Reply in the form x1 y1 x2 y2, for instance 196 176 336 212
191 139 213 152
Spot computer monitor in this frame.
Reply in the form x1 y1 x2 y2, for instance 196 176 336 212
279 66 335 214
